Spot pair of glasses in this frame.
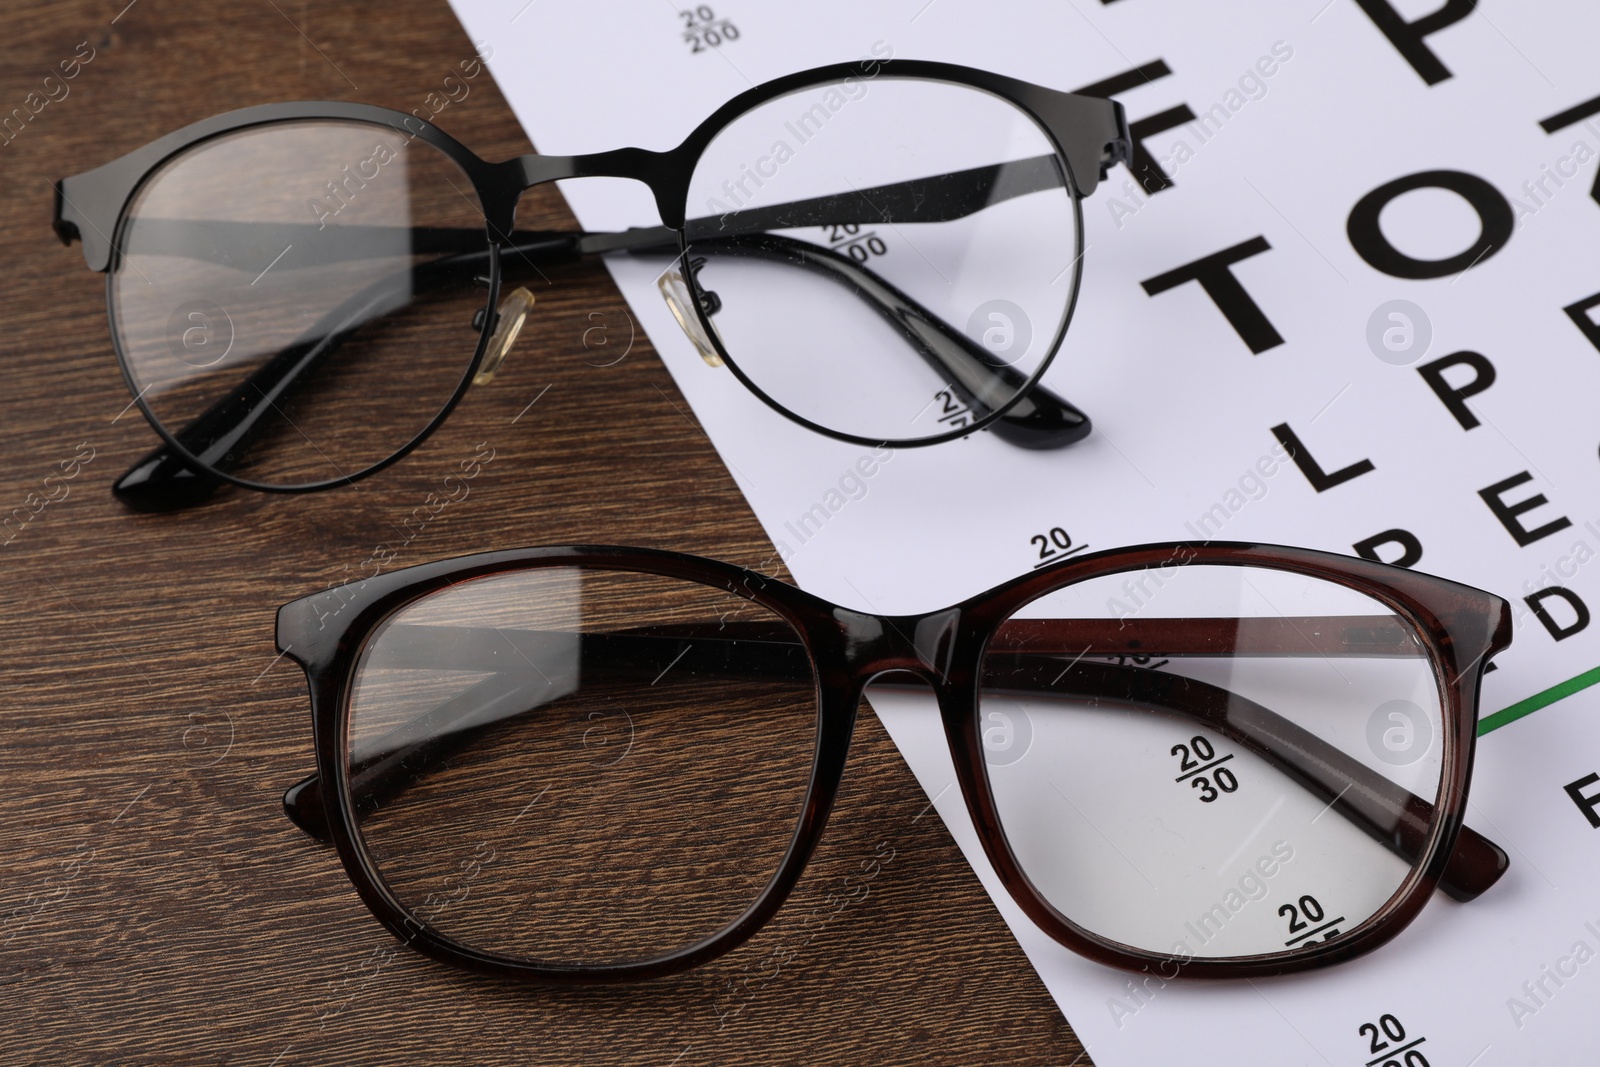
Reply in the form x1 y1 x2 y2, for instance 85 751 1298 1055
275 540 1510 982
52 61 1132 512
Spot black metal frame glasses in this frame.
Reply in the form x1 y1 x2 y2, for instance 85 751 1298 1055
275 540 1511 983
52 60 1132 511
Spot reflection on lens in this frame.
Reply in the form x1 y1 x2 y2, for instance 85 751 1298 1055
683 77 1080 443
979 563 1444 960
346 566 819 966
110 121 492 488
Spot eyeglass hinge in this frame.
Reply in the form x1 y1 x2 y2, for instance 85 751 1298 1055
1101 101 1135 179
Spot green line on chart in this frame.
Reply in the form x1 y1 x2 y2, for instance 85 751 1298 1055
1479 663 1600 736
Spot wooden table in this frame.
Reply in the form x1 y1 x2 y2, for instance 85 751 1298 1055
0 2 1088 1062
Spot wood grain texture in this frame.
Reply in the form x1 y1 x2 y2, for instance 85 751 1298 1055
0 1 1091 1062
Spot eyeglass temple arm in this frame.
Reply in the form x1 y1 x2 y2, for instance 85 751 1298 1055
283 666 554 841
580 155 1089 448
968 614 1507 902
279 625 810 842
954 615 1505 902
980 657 1506 903
107 240 552 510
97 156 1090 509
668 151 1073 236
281 616 1505 901
654 231 1087 447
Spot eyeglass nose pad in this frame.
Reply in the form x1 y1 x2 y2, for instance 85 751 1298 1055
474 287 536 386
657 267 724 367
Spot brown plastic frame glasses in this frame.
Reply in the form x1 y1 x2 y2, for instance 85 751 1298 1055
275 540 1512 983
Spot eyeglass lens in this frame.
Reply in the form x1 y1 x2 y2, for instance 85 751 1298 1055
978 563 1445 960
109 120 492 488
345 566 820 966
683 76 1082 442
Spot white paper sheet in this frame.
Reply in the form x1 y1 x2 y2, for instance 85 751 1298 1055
448 0 1600 1059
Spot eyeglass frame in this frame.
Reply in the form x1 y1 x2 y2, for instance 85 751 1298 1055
52 59 1133 511
274 539 1512 984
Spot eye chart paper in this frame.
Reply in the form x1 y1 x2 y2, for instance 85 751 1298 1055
449 1 1600 1061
